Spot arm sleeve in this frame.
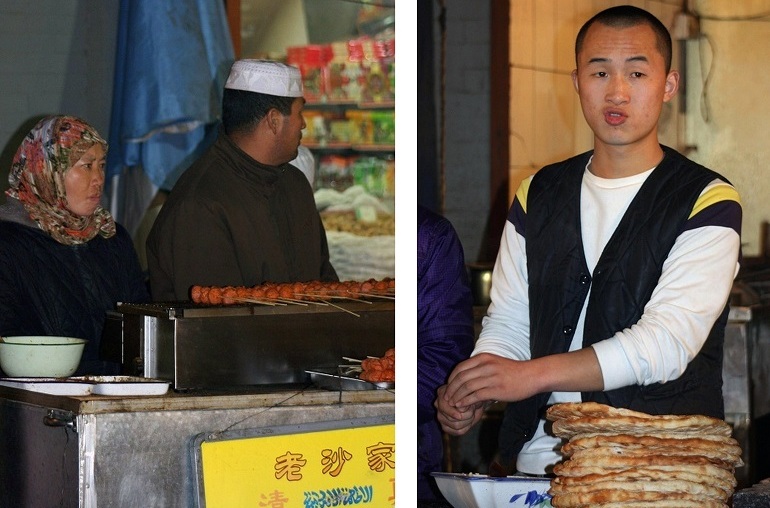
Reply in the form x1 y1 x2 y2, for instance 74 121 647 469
115 225 151 303
593 181 742 389
0 238 23 335
153 199 245 301
317 217 339 282
474 178 532 362
417 217 475 424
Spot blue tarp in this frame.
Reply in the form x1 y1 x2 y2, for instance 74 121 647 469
107 0 235 191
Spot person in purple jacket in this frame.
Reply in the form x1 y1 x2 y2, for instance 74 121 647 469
417 205 475 501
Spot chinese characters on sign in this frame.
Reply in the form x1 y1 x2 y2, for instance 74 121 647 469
321 446 353 476
365 442 395 473
200 423 395 508
268 440 395 506
275 452 308 481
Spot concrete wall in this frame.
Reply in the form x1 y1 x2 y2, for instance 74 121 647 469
435 0 492 263
0 1 119 196
685 0 770 256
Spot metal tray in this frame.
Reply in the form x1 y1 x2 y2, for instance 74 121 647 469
306 369 394 391
0 377 94 396
71 376 170 396
0 376 170 396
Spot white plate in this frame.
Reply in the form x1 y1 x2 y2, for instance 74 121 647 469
71 376 170 396
0 377 93 396
431 472 552 508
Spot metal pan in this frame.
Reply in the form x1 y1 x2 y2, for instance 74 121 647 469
306 369 394 391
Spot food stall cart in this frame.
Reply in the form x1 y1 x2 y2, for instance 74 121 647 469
0 298 396 507
0 386 394 507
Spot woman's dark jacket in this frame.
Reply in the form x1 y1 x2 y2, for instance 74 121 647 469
0 210 149 375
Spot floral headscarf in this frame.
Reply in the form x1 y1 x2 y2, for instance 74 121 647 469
7 115 116 245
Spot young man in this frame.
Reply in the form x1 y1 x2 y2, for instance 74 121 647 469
147 60 338 301
436 5 742 476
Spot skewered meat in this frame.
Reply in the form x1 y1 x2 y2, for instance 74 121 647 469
189 278 395 305
360 348 395 383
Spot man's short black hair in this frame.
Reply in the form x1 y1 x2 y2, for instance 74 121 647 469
222 89 295 135
575 5 673 73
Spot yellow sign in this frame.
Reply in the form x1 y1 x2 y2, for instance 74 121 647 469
199 422 395 507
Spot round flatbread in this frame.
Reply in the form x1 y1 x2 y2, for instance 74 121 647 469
549 489 725 507
563 442 743 467
562 434 742 465
554 453 735 474
583 501 727 508
550 468 734 496
549 478 728 501
551 463 737 489
566 431 739 447
552 413 733 439
546 401 654 421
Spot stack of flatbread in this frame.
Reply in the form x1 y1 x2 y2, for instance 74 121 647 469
545 402 743 508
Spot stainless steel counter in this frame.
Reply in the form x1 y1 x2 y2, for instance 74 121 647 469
0 385 395 507
724 306 753 488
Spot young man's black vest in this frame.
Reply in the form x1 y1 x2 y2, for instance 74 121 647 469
498 146 730 468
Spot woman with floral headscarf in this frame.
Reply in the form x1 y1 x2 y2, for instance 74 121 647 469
0 115 149 375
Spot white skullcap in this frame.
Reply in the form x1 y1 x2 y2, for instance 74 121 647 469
224 59 304 97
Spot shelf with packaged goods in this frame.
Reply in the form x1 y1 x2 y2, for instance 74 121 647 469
305 100 395 110
302 100 394 157
303 143 395 154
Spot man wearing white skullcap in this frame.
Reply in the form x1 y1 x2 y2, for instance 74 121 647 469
147 59 338 300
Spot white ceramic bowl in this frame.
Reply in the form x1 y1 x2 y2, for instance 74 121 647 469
0 336 87 378
431 472 552 508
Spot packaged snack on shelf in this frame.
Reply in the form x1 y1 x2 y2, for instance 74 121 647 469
384 157 395 198
287 44 330 103
325 41 361 103
352 156 388 197
346 110 375 146
374 35 395 103
302 110 327 145
346 38 369 103
328 118 352 145
363 61 390 104
317 154 355 191
370 110 395 145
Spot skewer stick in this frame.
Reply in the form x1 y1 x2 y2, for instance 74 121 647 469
346 291 395 301
230 297 285 306
327 294 373 303
271 297 310 306
323 300 360 317
293 293 335 303
295 291 380 303
292 293 371 305
342 357 363 363
294 292 345 299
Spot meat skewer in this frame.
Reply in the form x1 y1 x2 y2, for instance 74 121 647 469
190 278 396 306
359 348 395 383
